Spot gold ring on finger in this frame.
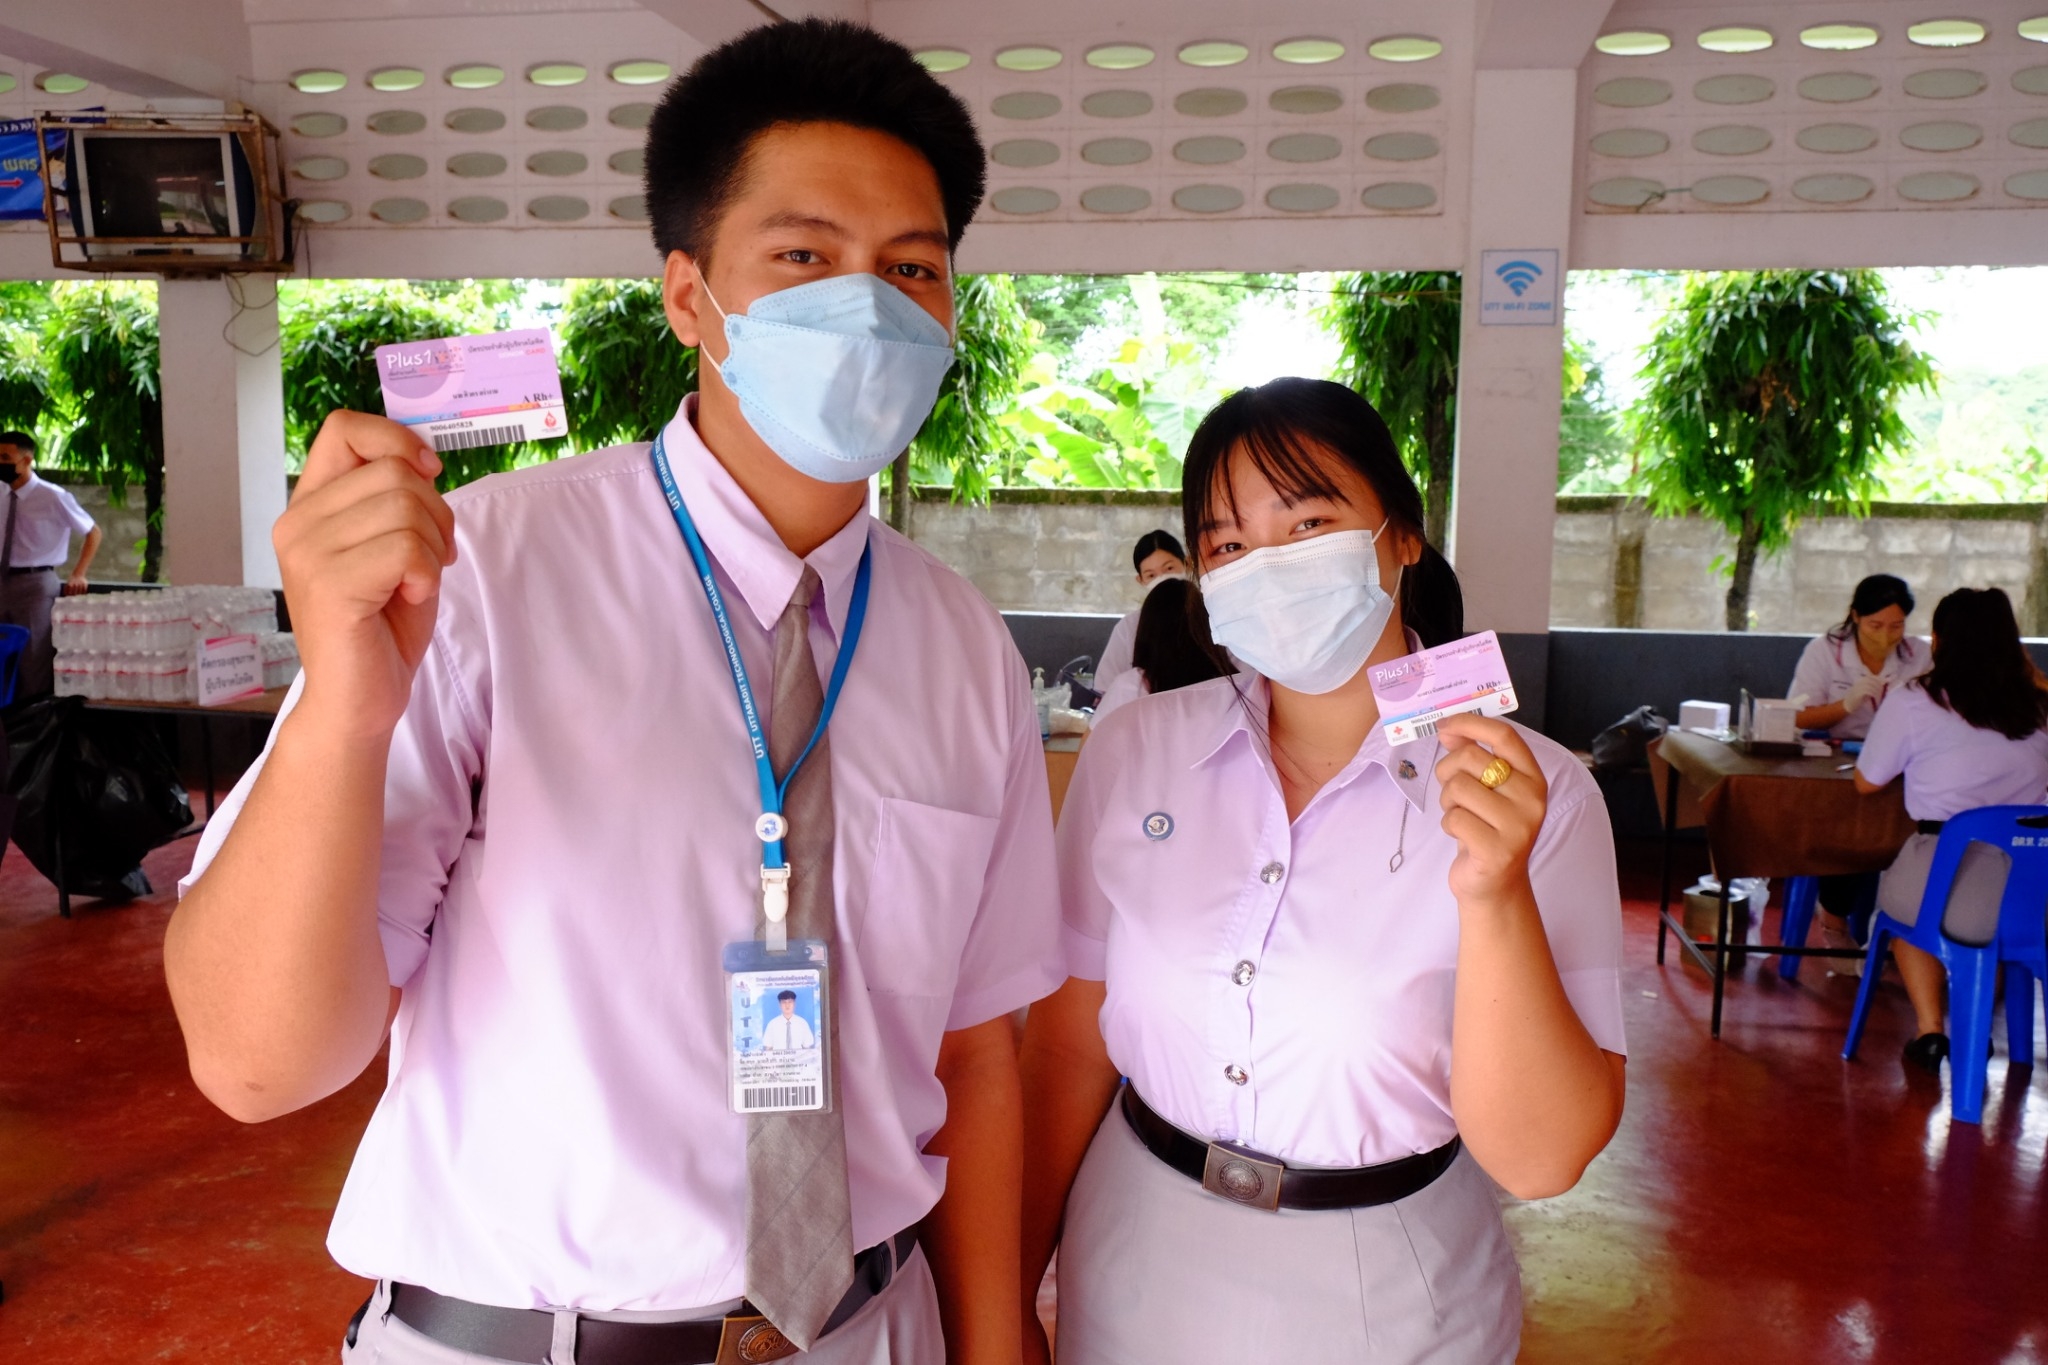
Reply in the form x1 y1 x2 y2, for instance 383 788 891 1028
1478 756 1514 790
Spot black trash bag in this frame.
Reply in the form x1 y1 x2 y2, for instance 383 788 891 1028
4 695 192 902
1591 704 1670 773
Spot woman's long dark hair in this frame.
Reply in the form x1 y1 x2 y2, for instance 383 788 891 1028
1915 587 2048 740
1827 573 1916 656
1180 378 1464 649
1131 578 1231 694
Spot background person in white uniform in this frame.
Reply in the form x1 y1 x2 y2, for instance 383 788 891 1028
763 991 818 1050
1020 380 1626 1365
1853 587 2048 1075
1092 529 1188 688
0 430 103 698
1088 577 1228 722
1791 574 1929 740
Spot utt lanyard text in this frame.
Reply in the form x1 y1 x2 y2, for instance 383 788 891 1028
651 432 872 951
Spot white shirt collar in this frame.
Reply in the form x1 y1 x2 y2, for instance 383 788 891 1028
656 395 869 640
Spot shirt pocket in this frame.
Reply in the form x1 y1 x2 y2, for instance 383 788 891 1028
859 797 1000 998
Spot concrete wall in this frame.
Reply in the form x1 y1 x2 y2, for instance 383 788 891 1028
911 489 2048 638
908 487 1183 618
1550 498 2048 637
43 476 150 583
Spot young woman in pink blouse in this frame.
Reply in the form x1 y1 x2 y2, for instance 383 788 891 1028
1020 379 1628 1365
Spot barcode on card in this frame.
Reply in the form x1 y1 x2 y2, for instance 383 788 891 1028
744 1085 818 1109
1410 719 1439 738
431 424 524 452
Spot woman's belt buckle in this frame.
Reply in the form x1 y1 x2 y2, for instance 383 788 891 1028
1201 1140 1286 1212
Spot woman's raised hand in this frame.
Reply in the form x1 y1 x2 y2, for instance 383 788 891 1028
1433 712 1548 910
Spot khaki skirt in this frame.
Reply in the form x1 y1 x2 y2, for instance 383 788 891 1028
1055 1101 1521 1365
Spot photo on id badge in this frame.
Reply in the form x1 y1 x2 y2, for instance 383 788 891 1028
725 940 832 1115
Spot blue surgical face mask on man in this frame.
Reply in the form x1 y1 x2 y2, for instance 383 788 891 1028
697 269 956 484
1199 522 1400 695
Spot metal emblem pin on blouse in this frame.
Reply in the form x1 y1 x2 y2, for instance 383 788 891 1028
1398 759 1418 780
1144 812 1175 840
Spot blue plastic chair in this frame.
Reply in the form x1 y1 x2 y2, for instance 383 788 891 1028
0 624 29 707
1842 805 2048 1124
1777 874 1876 981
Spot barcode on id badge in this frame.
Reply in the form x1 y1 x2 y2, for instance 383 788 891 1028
744 1085 819 1110
431 424 524 452
1410 719 1439 738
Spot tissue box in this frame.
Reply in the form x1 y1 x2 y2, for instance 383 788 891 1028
1752 698 1801 744
1679 700 1730 733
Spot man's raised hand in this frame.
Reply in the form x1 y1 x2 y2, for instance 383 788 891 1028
275 411 456 741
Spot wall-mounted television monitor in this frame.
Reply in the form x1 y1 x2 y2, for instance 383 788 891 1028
70 130 256 260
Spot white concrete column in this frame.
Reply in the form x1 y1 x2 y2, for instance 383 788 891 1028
157 276 288 587
1446 68 1580 635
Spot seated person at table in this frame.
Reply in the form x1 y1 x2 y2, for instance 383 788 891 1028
1094 530 1189 688
1091 577 1230 720
1853 587 2048 1075
1792 574 1928 741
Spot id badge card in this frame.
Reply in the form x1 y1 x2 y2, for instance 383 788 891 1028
724 938 832 1115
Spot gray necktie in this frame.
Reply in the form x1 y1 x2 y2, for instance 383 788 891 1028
745 565 855 1349
1 488 17 574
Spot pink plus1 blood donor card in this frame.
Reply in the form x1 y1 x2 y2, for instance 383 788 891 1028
374 328 567 453
1367 629 1519 746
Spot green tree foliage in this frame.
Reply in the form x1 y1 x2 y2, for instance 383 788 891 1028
0 284 57 437
1633 270 1934 630
1558 334 1632 493
279 279 520 488
904 273 1033 506
41 283 165 580
988 276 1215 492
1322 272 1462 547
556 278 698 451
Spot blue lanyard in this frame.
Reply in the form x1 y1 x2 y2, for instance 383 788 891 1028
651 433 872 938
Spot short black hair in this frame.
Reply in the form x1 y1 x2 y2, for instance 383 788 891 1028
1183 378 1466 649
777 989 797 1003
0 431 36 455
1917 587 2048 740
1132 530 1186 574
644 19 986 260
1132 577 1231 695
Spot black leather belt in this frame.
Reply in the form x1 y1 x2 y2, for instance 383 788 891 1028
1918 819 1946 835
373 1227 918 1365
1121 1085 1460 1213
3 566 56 576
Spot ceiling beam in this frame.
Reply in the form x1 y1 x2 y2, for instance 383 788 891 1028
1474 0 1618 69
0 1 248 100
637 0 869 49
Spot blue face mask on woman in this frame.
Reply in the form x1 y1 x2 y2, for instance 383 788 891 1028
698 270 956 484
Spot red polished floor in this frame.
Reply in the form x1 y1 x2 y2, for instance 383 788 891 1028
2 833 2043 1363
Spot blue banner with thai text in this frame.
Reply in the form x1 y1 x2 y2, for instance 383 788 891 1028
0 119 52 221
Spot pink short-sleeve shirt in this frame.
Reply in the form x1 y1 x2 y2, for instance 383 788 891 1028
1058 675 1626 1169
184 404 1063 1311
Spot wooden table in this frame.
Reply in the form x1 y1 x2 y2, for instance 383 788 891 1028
49 689 292 917
1044 734 1084 823
1651 729 1915 1036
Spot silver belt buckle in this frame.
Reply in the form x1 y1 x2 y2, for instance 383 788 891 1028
1201 1140 1285 1212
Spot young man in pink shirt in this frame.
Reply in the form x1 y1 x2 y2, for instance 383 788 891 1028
166 20 1060 1364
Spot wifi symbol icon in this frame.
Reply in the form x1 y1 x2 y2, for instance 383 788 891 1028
1494 259 1544 297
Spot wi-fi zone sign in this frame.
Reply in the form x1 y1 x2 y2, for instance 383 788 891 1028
1478 249 1560 326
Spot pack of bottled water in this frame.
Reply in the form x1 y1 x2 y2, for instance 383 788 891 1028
51 586 297 703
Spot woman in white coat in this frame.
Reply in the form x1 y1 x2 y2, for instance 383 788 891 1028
1790 574 1929 740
